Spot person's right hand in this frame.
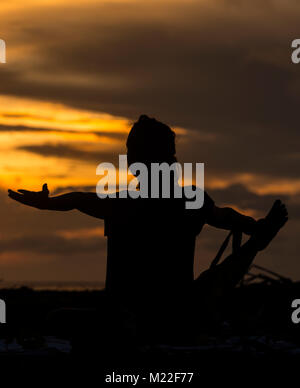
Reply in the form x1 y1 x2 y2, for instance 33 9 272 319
8 183 50 209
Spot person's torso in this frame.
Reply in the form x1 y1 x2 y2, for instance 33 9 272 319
103 190 211 306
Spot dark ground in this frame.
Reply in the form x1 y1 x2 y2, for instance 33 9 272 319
0 270 300 383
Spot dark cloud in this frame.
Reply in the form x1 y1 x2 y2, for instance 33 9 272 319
18 143 120 164
0 233 106 255
0 0 299 181
0 123 127 140
209 184 288 212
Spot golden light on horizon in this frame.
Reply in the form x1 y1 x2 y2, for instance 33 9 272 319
0 95 131 134
0 95 130 191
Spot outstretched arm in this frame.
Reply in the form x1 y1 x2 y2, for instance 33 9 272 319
8 184 108 219
207 205 257 235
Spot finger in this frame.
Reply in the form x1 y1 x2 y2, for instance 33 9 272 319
8 190 26 202
8 189 20 196
17 189 32 194
8 189 22 197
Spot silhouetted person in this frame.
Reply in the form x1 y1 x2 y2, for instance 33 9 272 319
8 115 288 344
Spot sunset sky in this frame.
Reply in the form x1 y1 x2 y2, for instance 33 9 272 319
0 0 299 284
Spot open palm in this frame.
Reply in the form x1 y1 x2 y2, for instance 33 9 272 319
8 183 50 208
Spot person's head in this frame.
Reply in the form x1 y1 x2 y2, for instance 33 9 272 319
126 115 176 168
